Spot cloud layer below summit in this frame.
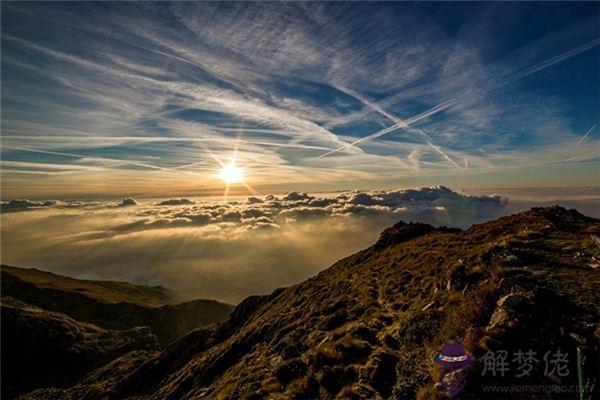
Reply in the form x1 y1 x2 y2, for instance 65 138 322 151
4 185 599 303
1 187 508 302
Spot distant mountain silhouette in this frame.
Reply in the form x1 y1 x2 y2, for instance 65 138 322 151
1 266 233 398
6 207 600 399
1 265 233 346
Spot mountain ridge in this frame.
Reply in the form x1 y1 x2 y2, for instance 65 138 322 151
11 206 600 399
1 265 234 345
1 266 234 399
0 265 175 306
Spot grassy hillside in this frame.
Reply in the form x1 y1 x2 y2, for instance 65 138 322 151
1 265 175 306
1 266 234 345
14 207 600 399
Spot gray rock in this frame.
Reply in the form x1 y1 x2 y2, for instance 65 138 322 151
441 367 468 394
494 248 521 265
497 293 527 309
486 292 534 336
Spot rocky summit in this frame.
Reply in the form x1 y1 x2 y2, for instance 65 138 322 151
6 206 600 399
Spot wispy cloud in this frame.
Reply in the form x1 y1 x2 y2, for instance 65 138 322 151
319 38 600 159
1 2 598 197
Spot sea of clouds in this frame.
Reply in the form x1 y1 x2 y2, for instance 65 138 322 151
1 186 507 303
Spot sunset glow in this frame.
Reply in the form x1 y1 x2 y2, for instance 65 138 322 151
218 163 244 184
1 3 599 397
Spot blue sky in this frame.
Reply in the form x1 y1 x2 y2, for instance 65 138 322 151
1 2 599 199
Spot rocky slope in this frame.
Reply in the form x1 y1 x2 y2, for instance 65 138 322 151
1 266 234 344
13 207 600 399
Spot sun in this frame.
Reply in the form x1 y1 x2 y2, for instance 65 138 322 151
219 163 244 184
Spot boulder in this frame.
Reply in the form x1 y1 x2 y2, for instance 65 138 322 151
486 292 534 338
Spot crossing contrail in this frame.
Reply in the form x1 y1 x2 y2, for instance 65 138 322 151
319 38 600 159
318 99 457 159
332 87 459 166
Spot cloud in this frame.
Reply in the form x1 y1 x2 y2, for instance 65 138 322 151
1 3 598 198
3 186 597 304
281 192 314 202
0 187 508 303
0 199 97 213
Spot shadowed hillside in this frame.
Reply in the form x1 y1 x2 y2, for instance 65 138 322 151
1 267 233 399
10 207 600 399
1 265 175 305
1 296 160 399
1 266 234 345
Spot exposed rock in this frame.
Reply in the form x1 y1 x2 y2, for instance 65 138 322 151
440 367 469 396
486 292 534 338
493 248 521 265
591 234 600 248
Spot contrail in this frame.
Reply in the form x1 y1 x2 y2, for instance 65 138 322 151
576 125 596 145
510 38 600 82
333 87 459 167
0 145 201 175
1 135 333 151
6 5 218 79
425 140 460 168
318 99 456 159
320 38 600 159
318 123 400 158
336 87 408 128
404 100 458 125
